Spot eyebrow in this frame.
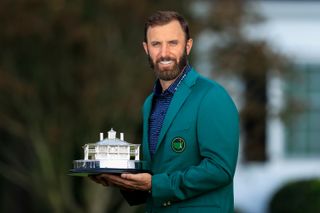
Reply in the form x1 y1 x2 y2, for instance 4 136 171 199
168 40 178 44
150 40 179 45
150 41 160 45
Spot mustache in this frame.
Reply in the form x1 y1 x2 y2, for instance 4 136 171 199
156 57 177 63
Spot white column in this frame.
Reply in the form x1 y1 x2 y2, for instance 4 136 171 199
136 146 140 160
120 133 124 141
100 133 104 141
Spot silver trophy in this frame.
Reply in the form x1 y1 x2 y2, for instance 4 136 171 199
69 128 149 176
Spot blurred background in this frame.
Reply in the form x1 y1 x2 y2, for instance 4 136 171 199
0 0 319 212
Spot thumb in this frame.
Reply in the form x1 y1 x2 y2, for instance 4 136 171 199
121 173 136 180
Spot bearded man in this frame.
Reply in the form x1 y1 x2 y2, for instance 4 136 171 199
91 11 239 213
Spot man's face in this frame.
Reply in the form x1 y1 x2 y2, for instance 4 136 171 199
143 20 193 81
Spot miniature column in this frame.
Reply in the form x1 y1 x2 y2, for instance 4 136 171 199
136 146 140 160
120 133 124 141
100 133 104 141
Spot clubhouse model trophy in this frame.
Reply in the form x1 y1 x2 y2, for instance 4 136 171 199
69 128 149 176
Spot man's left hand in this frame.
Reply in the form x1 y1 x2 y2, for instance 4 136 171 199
93 173 152 191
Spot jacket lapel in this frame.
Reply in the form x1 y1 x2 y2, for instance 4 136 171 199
155 69 198 153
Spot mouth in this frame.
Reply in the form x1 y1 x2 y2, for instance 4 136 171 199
159 60 174 65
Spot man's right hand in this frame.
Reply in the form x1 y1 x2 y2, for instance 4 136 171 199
89 174 134 191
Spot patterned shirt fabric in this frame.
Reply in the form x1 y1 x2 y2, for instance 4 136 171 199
148 64 191 157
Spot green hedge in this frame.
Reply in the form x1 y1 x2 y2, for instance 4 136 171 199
269 179 320 213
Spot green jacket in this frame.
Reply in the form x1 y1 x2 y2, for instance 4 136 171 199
124 68 239 213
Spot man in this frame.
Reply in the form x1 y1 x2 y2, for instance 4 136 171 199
91 11 239 213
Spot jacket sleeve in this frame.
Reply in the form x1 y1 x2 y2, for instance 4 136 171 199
151 86 239 203
120 190 149 206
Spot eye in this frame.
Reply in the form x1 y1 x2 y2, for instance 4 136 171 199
151 41 161 47
169 40 178 46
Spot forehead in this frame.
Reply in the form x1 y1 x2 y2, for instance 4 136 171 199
146 20 185 42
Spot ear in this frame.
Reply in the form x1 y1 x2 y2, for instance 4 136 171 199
143 42 149 55
186 39 193 55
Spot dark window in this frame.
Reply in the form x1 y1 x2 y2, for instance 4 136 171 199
285 63 320 157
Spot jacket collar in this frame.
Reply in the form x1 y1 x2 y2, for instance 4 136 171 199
142 67 199 161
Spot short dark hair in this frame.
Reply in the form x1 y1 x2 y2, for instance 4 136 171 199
144 11 190 42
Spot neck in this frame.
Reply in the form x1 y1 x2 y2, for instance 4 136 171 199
159 79 176 92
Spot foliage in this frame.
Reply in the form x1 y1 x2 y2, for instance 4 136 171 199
201 0 289 161
0 0 193 212
269 179 320 213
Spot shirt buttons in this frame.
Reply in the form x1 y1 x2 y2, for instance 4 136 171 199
162 201 171 207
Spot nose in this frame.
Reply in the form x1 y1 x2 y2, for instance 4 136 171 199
160 44 169 57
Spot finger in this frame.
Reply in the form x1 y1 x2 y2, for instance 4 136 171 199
102 174 125 182
99 174 130 186
108 176 132 186
95 175 110 187
121 173 150 185
89 174 137 189
122 173 152 191
98 174 142 190
107 176 139 190
121 173 141 181
109 180 136 190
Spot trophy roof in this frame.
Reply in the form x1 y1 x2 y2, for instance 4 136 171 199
83 139 139 147
96 138 132 146
83 128 139 147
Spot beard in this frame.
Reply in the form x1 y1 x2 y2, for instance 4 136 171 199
148 50 188 81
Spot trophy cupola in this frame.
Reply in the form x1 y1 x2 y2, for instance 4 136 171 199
108 128 116 139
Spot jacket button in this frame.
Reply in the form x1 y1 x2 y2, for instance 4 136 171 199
167 201 171 206
162 202 167 207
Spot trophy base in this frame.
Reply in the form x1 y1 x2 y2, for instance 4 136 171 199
68 168 150 176
68 159 150 176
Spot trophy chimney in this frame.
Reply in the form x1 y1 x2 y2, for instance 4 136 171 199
120 133 124 141
100 133 104 141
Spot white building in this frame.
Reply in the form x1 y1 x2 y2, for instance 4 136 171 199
234 1 320 213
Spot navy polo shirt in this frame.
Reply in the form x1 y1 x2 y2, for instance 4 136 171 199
148 65 191 157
